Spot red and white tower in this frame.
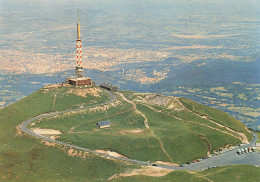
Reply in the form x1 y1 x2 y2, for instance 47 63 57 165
75 8 84 78
67 9 93 86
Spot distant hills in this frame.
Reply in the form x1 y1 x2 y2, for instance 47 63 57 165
1 56 260 130
150 57 260 89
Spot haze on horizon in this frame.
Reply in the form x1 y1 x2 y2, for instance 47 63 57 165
0 0 260 130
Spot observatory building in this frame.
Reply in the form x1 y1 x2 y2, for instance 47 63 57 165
67 9 94 86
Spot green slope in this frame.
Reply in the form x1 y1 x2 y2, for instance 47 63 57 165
179 97 252 140
0 86 134 181
114 165 260 182
0 86 257 181
31 89 251 164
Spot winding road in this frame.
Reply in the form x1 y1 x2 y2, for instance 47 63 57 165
19 91 260 171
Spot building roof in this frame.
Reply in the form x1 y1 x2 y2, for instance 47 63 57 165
100 83 118 89
100 83 112 87
69 77 91 81
96 120 111 126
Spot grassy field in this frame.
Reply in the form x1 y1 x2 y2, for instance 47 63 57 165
38 90 248 164
60 132 170 162
115 170 204 182
148 103 241 139
114 165 260 182
119 90 135 100
32 95 133 133
136 104 240 163
50 86 110 111
1 86 258 181
256 130 260 143
179 97 252 140
0 86 136 181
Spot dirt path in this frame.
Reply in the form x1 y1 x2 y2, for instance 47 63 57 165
199 134 212 155
142 103 244 144
176 98 249 143
118 93 149 128
119 129 144 134
118 92 174 162
151 130 174 162
52 87 59 111
67 127 75 133
192 172 214 182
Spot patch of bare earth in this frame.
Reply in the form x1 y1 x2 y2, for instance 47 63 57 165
143 94 172 107
108 166 173 180
67 148 89 158
119 129 144 134
53 100 121 119
16 125 23 136
88 100 121 113
67 87 101 97
138 94 183 112
31 128 62 135
154 161 179 167
95 149 128 158
43 84 62 89
41 141 56 147
50 135 60 140
67 148 78 157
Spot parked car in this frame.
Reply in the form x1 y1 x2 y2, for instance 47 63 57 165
245 148 248 153
252 147 257 152
248 147 252 153
237 149 242 155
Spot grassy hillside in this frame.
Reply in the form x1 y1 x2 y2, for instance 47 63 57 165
179 97 252 140
32 90 251 164
114 165 260 182
0 85 258 181
0 85 134 181
136 104 240 163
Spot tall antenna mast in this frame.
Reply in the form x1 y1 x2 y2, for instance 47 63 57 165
78 8 79 23
77 8 80 40
67 8 93 87
75 8 83 77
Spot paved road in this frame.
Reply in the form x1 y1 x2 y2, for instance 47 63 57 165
20 91 260 171
157 132 260 171
20 90 116 139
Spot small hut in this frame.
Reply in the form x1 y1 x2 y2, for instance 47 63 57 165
96 120 111 129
